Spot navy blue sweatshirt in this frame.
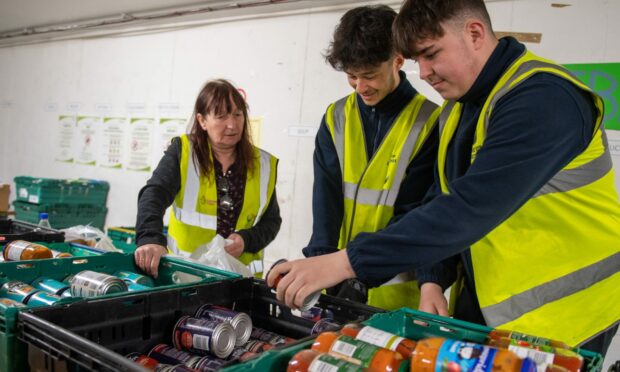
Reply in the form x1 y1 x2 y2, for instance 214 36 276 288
303 71 439 261
344 37 596 290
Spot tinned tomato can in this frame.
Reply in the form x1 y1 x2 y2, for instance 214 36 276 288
172 316 236 359
194 304 252 346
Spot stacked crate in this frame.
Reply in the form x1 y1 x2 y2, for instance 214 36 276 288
13 176 109 229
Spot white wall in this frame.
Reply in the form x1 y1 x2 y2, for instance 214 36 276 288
0 0 618 364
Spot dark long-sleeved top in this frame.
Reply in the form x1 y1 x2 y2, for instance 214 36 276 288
303 71 439 261
136 137 282 254
342 37 596 288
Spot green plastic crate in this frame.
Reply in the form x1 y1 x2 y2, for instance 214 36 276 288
107 226 168 252
0 252 239 372
14 176 109 206
223 308 605 372
13 201 107 229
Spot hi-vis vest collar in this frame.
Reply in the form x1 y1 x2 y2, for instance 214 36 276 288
437 50 620 345
330 93 438 217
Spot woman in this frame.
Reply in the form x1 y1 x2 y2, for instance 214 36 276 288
134 79 281 278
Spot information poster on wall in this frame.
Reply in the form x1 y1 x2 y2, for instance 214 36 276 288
75 116 100 165
126 117 154 172
99 117 126 168
249 117 263 147
158 117 186 154
565 63 620 131
55 115 76 163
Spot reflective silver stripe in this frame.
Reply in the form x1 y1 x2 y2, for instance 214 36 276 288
248 260 263 274
439 101 456 135
256 149 272 225
386 99 438 206
183 149 201 211
172 204 217 230
481 251 620 326
342 99 438 207
166 235 192 257
331 96 348 176
534 144 612 197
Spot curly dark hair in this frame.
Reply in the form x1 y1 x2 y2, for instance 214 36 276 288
393 0 493 59
189 79 255 181
325 5 397 71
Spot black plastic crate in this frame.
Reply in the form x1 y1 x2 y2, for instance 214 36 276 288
17 278 382 372
0 219 65 245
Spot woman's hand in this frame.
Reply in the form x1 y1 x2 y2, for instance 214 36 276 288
134 244 167 278
225 233 245 258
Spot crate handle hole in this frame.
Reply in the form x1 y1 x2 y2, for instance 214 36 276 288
71 259 89 265
16 263 34 269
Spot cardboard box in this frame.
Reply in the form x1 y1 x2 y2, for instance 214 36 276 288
0 184 9 212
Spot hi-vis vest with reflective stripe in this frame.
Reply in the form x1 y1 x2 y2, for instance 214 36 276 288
168 135 278 277
326 92 440 310
437 50 620 346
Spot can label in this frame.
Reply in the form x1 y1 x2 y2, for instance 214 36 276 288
0 298 26 309
114 271 155 286
32 277 71 296
126 282 151 292
70 270 127 297
125 352 160 369
26 291 62 306
148 344 201 366
250 327 291 345
5 241 29 261
195 304 238 323
227 347 257 362
241 340 272 353
311 318 342 335
193 355 226 372
173 316 237 358
1 281 40 303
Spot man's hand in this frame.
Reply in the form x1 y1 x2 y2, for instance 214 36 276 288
134 244 167 278
419 282 449 316
266 250 356 309
225 233 245 258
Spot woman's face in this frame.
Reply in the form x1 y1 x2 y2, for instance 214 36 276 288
197 102 245 150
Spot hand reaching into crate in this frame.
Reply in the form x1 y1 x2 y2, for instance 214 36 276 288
134 244 168 278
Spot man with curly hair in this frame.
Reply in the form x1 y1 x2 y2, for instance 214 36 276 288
301 5 440 311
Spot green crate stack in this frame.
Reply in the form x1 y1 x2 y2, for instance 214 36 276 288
0 252 239 372
13 176 109 230
12 201 107 229
107 226 168 252
222 308 604 372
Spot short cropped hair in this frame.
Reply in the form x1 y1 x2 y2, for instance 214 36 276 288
325 5 397 71
393 0 493 58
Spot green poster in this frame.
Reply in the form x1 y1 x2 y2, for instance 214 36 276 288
565 63 620 131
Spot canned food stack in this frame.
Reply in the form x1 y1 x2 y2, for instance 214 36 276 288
124 305 301 371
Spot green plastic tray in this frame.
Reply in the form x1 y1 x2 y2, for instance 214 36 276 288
0 252 239 372
14 176 109 206
222 308 604 372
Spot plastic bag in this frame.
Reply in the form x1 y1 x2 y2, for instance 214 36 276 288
189 235 252 277
62 225 121 252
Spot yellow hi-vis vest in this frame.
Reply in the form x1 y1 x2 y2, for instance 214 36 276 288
326 92 440 310
437 50 620 346
168 135 278 278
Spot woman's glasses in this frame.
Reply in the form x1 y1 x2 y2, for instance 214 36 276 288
217 177 234 211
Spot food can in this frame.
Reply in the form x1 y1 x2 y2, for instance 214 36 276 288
226 346 257 362
70 270 128 297
300 306 334 322
192 355 226 372
126 282 152 292
240 339 272 353
148 344 202 367
0 281 40 303
125 352 160 369
266 258 321 311
250 327 295 345
114 270 155 286
173 316 235 359
311 318 342 335
194 304 252 345
31 277 72 297
0 298 26 310
50 250 73 258
26 291 62 306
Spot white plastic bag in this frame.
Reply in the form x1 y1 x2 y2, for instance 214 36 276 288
189 235 252 277
62 225 121 252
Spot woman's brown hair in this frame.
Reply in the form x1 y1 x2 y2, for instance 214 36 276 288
189 79 255 180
